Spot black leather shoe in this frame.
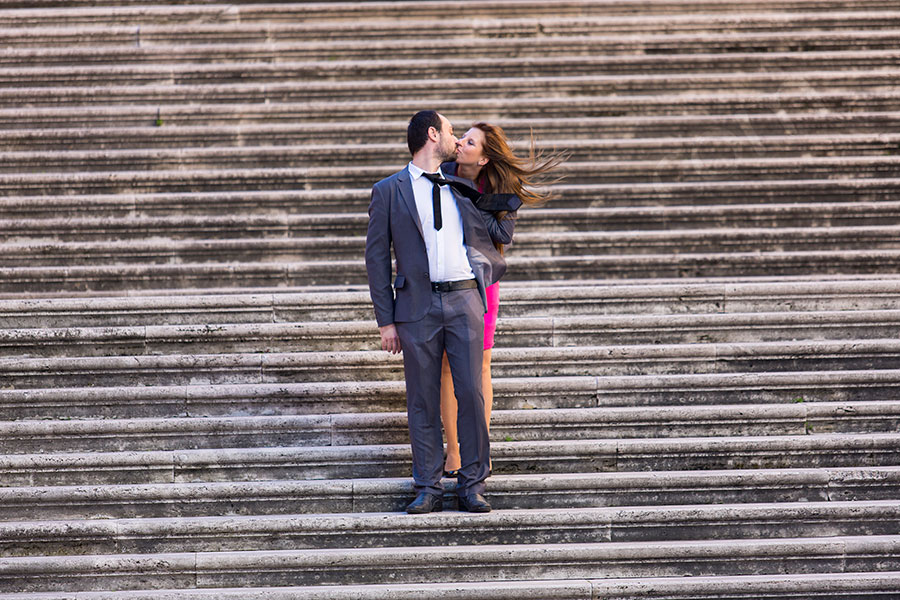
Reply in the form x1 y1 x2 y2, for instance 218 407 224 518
458 493 491 513
406 492 443 514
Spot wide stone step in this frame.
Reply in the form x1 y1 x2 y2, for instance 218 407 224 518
0 402 896 454
8 30 900 67
4 1 895 27
2 157 898 196
1 501 896 557
5 112 900 151
5 70 897 107
23 199 900 243
4 363 900 419
2 572 899 600
14 201 896 242
2 572 898 600
1 434 898 486
3 309 900 357
1 466 896 520
6 51 900 89
7 10 900 46
5 338 900 386
4 91 898 129
509 249 900 281
3 368 898 420
2 179 897 220
5 278 900 327
7 225 900 267
3 133 897 174
6 250 900 293
1 534 897 592
6 227 900 268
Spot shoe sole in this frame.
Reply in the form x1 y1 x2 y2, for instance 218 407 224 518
406 504 443 514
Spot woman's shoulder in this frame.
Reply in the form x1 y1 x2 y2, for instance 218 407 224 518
440 161 458 176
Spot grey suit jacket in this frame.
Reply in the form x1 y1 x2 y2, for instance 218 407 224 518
365 166 507 328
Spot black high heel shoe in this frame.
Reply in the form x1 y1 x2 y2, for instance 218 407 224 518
443 469 459 478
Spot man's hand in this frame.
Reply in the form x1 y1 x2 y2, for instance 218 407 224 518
379 324 402 354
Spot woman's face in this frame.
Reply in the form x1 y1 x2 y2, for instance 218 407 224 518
456 127 488 169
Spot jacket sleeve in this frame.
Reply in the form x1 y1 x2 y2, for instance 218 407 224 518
364 183 395 327
480 208 517 246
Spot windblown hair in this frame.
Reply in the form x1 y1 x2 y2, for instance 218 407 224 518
469 122 567 205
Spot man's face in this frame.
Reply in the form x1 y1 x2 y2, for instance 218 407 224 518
436 114 458 162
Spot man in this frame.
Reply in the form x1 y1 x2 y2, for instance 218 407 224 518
365 110 506 514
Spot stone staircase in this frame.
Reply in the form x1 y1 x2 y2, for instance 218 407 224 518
1 0 900 597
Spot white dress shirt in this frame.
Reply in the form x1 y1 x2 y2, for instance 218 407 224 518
407 162 475 283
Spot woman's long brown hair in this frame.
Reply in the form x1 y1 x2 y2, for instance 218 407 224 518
470 122 567 204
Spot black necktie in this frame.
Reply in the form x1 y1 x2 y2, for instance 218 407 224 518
422 172 444 230
423 172 524 225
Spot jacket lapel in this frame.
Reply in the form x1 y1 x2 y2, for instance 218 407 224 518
397 169 424 240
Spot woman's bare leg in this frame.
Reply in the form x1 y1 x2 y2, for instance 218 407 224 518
439 352 461 473
482 349 493 471
441 349 493 473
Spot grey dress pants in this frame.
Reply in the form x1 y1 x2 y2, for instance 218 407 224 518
395 286 491 498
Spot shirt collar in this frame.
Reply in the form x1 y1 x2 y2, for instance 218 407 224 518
408 162 444 181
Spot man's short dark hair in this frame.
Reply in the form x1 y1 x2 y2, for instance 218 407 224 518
407 110 442 155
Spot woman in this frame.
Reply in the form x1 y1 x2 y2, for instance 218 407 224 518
439 121 566 477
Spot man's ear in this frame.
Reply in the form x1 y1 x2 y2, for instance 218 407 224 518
427 126 440 142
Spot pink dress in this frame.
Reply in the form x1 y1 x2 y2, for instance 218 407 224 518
479 176 503 350
483 281 500 350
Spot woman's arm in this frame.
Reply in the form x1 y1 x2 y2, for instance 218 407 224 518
480 208 516 245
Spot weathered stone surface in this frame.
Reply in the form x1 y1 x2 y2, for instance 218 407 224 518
2 467 898 521
3 0 899 596
1 535 898 592
2 500 898 557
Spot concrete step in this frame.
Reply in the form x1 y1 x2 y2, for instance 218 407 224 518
1 179 897 220
6 337 900 386
2 501 897 557
5 112 900 151
4 1 895 27
6 11 900 46
1 433 898 486
8 30 900 67
5 278 900 328
3 90 898 129
7 250 900 293
509 249 900 281
1 572 898 600
1 368 899 420
1 466 896 520
2 157 898 196
17 200 896 243
0 534 897 592
5 70 897 107
7 225 900 267
24 199 900 243
6 52 900 89
4 309 900 357
0 402 896 454
3 133 897 173
6 11 900 48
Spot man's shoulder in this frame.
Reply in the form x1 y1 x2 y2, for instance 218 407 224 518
373 167 408 191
